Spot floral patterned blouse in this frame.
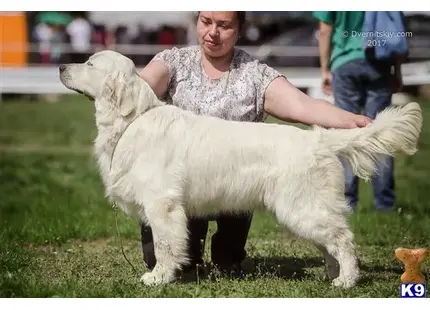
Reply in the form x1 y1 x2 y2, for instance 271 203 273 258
152 45 284 122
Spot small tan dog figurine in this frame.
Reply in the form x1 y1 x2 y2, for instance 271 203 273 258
395 248 429 283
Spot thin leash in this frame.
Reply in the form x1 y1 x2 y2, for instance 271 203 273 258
109 119 140 275
113 202 139 274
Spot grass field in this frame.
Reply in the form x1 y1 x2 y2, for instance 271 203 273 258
1 94 429 298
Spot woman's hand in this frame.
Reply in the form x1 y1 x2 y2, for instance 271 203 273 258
346 114 373 129
321 71 333 96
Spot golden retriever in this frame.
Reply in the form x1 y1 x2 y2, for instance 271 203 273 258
59 50 422 288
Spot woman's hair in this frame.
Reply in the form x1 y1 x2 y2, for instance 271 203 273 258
235 12 247 32
196 11 247 32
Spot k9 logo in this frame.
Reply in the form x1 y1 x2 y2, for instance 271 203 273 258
400 283 426 298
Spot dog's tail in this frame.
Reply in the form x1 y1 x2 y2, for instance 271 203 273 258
318 102 423 180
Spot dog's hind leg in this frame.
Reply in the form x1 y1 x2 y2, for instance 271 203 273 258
316 222 359 289
273 194 359 288
140 198 189 286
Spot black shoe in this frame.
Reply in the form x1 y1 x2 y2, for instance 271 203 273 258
181 261 204 273
214 262 246 279
178 262 207 282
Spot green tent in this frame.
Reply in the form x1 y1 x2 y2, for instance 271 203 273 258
37 11 72 25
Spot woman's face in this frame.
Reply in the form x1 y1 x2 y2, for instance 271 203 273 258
196 11 240 58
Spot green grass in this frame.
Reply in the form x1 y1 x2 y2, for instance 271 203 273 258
0 95 429 297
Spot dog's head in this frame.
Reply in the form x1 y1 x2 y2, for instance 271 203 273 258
59 50 144 118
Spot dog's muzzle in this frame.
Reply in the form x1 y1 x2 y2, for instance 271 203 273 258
59 65 94 101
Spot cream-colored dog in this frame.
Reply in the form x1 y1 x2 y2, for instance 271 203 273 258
59 50 422 288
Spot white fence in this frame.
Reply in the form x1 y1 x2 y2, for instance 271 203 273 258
1 62 429 98
1 43 430 99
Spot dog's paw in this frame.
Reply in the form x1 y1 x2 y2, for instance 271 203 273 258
331 276 356 289
140 272 163 286
140 271 174 286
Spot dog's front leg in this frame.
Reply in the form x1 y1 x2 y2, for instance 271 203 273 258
140 199 189 286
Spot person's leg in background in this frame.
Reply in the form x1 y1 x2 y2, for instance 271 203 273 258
140 223 157 269
211 212 253 276
331 60 366 210
141 212 254 277
141 217 209 271
362 60 395 211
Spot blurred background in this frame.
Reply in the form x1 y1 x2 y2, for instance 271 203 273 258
1 12 430 298
1 11 430 101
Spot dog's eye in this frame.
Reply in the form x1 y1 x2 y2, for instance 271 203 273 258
87 62 93 67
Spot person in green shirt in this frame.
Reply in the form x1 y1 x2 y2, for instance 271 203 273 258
313 11 404 211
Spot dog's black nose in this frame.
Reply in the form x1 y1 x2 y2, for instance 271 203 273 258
59 65 66 72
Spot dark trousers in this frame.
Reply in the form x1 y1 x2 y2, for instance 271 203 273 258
332 59 395 211
141 212 253 270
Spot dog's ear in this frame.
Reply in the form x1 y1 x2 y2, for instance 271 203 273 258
118 84 135 117
104 75 120 105
118 76 139 117
119 99 135 117
104 74 137 117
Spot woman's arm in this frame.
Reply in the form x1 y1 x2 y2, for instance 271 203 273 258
263 77 372 129
318 21 333 76
139 60 170 98
317 21 334 96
